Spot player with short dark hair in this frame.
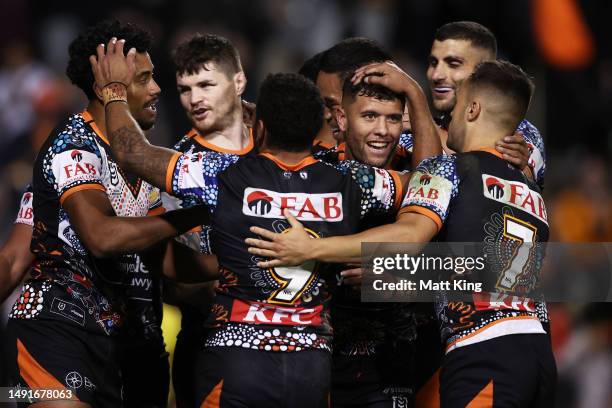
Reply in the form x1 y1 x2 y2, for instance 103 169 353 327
90 37 414 405
248 60 556 407
164 33 253 408
4 22 204 408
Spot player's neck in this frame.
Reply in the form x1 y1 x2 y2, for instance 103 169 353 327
86 99 107 136
260 146 312 165
463 125 506 153
198 110 248 151
314 131 337 147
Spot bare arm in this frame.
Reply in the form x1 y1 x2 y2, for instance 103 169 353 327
89 38 177 191
63 189 209 258
246 209 437 266
0 223 34 303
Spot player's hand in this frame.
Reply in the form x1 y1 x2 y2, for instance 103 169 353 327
340 266 363 287
89 37 136 89
246 209 313 267
351 61 417 95
242 100 256 127
495 132 529 169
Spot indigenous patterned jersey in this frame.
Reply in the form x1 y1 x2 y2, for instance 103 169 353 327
165 151 403 352
15 185 34 226
9 111 163 336
162 127 255 254
400 149 549 353
311 139 337 157
402 119 546 186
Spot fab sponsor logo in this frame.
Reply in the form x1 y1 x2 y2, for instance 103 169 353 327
242 187 343 221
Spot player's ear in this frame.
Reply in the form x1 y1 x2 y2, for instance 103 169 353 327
466 101 481 122
335 107 347 132
234 71 247 96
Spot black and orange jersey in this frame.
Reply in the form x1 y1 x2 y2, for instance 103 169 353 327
162 127 256 254
165 150 403 352
400 148 549 353
9 111 164 336
311 138 337 157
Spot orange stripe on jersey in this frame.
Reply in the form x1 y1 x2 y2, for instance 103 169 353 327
165 152 182 193
191 127 255 155
313 139 336 150
147 206 166 216
59 183 106 205
466 380 493 407
389 170 403 210
81 110 109 145
17 339 77 398
444 315 540 353
415 369 440 408
259 152 318 171
398 205 443 232
201 379 223 408
475 147 504 159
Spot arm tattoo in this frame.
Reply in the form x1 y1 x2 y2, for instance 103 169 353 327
108 124 176 191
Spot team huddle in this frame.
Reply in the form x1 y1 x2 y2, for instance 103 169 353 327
1 19 554 408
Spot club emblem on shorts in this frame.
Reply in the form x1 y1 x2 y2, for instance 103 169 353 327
419 174 431 185
70 150 83 162
65 371 83 388
247 190 273 215
485 177 504 199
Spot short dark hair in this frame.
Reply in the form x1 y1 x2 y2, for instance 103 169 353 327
67 20 153 100
172 33 242 77
256 73 323 152
467 60 534 129
342 75 406 110
319 37 391 80
298 50 324 82
434 21 497 58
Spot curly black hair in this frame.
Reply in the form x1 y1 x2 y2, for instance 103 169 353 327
172 34 242 77
66 20 153 100
298 50 324 82
319 38 391 80
342 75 406 111
256 73 323 152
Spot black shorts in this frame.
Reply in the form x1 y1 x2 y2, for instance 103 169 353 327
117 339 169 408
4 318 122 407
439 334 557 407
331 354 414 408
195 347 331 408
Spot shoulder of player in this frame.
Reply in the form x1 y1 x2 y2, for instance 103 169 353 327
42 113 103 158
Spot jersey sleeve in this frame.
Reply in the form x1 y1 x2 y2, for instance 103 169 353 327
399 155 459 231
14 185 34 226
397 131 414 156
164 151 240 208
343 161 403 218
146 187 165 215
517 119 546 188
44 129 106 204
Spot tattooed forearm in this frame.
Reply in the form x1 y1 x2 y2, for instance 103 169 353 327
105 102 177 190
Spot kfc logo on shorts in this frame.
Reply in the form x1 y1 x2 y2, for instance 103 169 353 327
230 299 322 326
242 187 343 221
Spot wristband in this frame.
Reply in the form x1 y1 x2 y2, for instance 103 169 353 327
102 82 128 107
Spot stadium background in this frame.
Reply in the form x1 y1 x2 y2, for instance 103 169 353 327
0 0 610 406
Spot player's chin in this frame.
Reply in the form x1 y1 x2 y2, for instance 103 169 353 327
432 97 455 113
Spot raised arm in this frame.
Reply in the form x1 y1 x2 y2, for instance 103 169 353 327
89 38 178 190
352 62 442 168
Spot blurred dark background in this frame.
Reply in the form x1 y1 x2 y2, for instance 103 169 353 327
0 1 611 406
